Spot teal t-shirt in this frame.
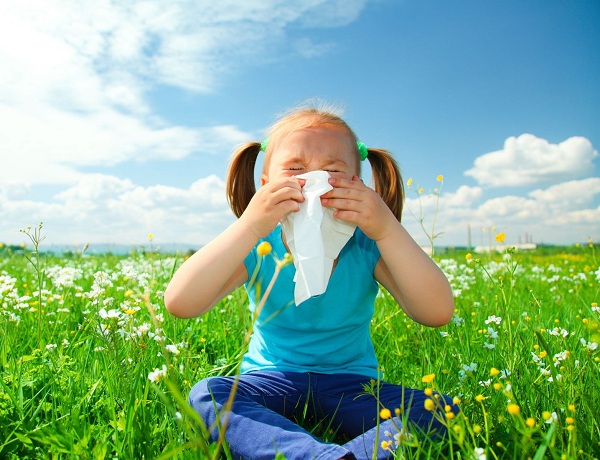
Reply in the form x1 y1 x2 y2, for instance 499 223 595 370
242 225 381 379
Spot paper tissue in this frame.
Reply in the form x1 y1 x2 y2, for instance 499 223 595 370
281 170 356 305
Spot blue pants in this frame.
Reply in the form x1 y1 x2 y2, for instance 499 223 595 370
189 371 457 460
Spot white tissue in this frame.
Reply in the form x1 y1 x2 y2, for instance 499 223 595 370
281 170 356 305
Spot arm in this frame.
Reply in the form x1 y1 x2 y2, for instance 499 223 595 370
164 177 305 318
321 176 454 327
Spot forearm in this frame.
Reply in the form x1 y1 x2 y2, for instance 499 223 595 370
164 219 257 318
376 222 454 327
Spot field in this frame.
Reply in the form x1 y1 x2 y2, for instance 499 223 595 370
1 229 599 459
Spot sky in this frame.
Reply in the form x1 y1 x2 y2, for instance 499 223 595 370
1 0 599 251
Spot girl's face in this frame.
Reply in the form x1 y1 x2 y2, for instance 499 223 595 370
261 126 359 185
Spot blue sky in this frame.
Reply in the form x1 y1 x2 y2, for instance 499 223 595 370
1 0 598 249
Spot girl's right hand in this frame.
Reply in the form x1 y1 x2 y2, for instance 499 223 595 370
240 177 305 238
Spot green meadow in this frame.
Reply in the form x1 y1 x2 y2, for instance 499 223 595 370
1 228 599 459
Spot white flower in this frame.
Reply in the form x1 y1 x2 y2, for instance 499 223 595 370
440 331 450 338
485 315 502 325
580 338 599 350
45 343 57 350
473 447 486 460
165 344 180 355
148 365 168 383
486 327 498 339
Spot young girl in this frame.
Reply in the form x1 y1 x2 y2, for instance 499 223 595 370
165 105 457 460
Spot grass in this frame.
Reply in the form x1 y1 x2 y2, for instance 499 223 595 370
0 235 599 459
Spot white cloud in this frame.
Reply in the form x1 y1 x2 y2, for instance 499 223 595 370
402 177 600 247
0 0 364 188
465 134 598 187
0 174 233 245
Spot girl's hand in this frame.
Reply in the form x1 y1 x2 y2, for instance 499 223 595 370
240 177 305 238
321 176 396 241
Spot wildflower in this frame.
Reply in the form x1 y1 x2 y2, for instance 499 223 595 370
424 388 433 396
165 344 180 355
566 417 574 424
257 241 272 257
495 233 506 243
526 417 536 427
475 394 486 402
445 411 455 420
485 315 502 325
437 175 444 182
489 367 500 377
493 382 503 391
424 399 436 411
407 178 413 186
45 343 57 350
379 408 392 420
418 188 424 194
473 425 482 434
581 338 599 350
466 253 472 262
148 365 168 383
148 233 154 241
381 440 392 451
421 373 435 383
473 446 486 460
507 404 520 415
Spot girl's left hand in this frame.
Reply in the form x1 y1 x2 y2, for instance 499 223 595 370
320 175 397 241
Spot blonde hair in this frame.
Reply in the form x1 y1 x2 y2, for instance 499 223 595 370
226 105 405 221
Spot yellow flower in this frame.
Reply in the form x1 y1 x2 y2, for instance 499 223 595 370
381 440 392 450
507 403 520 415
418 188 424 194
489 367 500 377
493 382 503 391
526 417 536 427
465 253 472 261
424 398 436 411
395 408 401 417
147 233 154 241
453 396 461 405
475 395 486 403
424 388 433 396
568 404 576 411
437 174 444 182
473 425 482 434
379 408 392 420
542 411 552 421
421 373 435 383
257 241 272 257
445 411 455 420
495 232 506 243
407 178 413 186
539 351 548 358
566 417 575 424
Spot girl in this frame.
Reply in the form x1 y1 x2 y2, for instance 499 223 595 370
165 105 457 460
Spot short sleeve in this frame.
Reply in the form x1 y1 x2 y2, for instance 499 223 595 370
354 228 381 271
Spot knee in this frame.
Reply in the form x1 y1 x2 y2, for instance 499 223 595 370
189 376 234 410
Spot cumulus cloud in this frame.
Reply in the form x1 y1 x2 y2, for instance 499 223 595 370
0 174 232 245
464 134 598 187
402 177 600 247
0 0 365 188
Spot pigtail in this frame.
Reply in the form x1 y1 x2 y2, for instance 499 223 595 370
226 142 261 218
365 148 404 222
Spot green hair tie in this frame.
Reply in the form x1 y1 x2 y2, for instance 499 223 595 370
259 138 368 161
260 138 270 152
356 141 368 161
